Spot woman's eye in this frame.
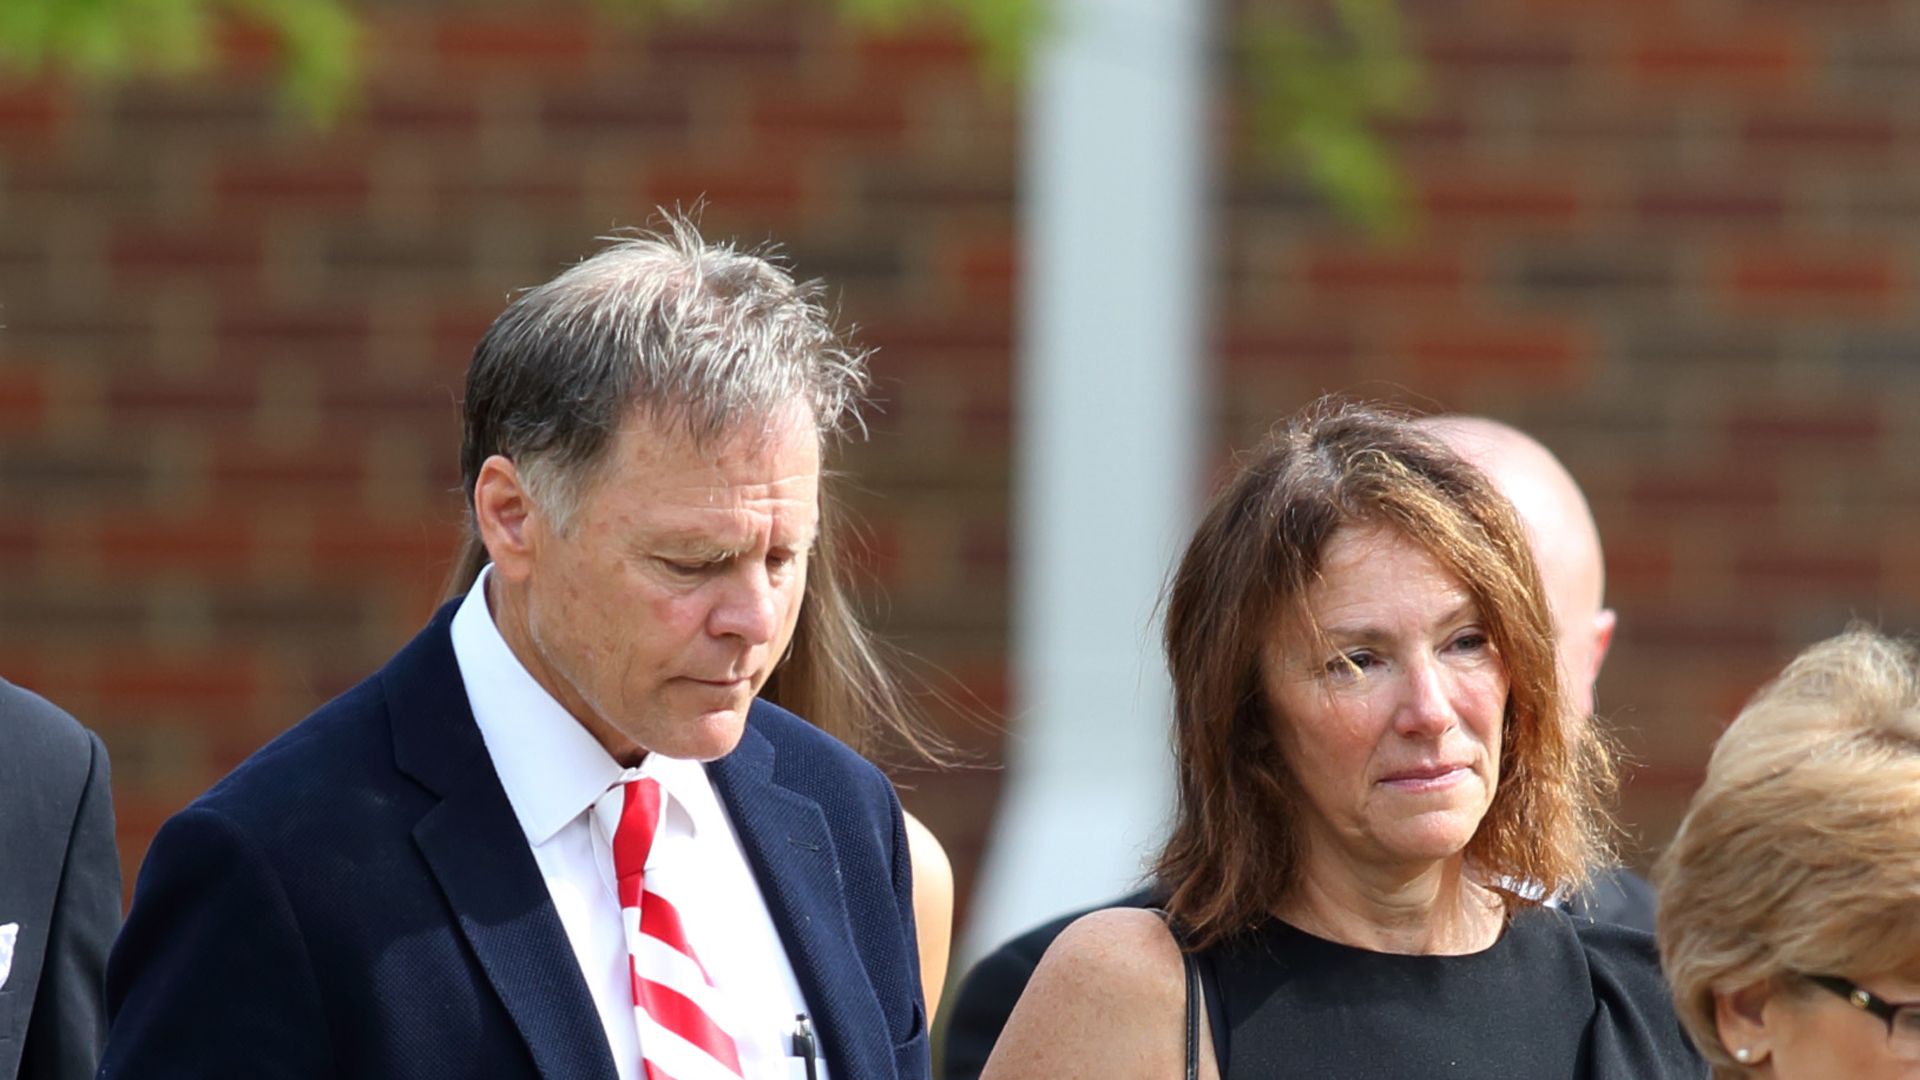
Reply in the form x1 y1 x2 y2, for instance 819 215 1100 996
1450 631 1489 653
1325 652 1376 678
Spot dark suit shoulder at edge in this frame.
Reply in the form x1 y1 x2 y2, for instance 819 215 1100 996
0 676 92 755
188 672 391 822
1566 866 1660 934
199 600 463 804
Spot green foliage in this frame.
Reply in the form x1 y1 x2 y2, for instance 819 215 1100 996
583 0 1041 78
0 0 1418 235
0 0 358 121
1245 0 1422 240
814 0 1421 236
238 0 358 120
831 0 1040 77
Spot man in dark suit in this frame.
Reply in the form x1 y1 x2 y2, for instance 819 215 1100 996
104 218 929 1080
0 680 120 1080
943 415 1651 1080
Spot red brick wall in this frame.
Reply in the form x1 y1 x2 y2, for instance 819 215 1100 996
0 1 1018 899
1 0 1910 923
1219 0 1920 866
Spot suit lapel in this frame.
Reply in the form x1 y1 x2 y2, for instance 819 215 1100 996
709 714 895 1080
387 606 619 1080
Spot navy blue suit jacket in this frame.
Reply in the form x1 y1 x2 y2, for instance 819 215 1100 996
102 604 929 1080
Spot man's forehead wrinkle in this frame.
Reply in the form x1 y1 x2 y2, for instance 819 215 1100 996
642 492 820 541
658 474 819 497
612 397 819 471
624 397 820 462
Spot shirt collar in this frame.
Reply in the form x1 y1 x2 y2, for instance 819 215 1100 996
590 753 722 851
450 565 720 847
639 753 723 840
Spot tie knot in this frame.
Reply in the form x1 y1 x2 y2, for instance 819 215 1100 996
609 776 663 885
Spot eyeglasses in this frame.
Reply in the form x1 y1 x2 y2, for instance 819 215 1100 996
1804 975 1920 1062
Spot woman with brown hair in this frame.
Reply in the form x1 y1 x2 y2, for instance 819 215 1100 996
980 399 1702 1079
1657 627 1920 1080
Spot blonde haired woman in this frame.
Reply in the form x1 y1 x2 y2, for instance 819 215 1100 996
1658 627 1920 1079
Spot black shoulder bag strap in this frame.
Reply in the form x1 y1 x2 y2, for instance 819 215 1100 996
1181 946 1202 1080
1149 908 1204 1080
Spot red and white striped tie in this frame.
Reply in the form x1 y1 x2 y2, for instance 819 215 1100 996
609 776 744 1080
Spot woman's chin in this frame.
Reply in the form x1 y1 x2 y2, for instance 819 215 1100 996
1368 811 1487 867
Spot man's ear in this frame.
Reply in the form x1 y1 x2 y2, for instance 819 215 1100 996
1713 981 1773 1067
473 455 540 584
1589 608 1617 684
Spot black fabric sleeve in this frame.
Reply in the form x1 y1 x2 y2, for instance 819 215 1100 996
101 807 333 1080
1578 920 1708 1080
18 731 120 1080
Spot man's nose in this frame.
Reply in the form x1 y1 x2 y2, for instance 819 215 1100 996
1394 654 1458 737
708 566 782 645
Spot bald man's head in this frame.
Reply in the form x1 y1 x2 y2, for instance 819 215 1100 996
1419 416 1617 719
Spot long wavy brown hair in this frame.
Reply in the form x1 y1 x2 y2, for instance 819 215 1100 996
1155 399 1616 949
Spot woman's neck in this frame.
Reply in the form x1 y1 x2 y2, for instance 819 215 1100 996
1275 853 1505 955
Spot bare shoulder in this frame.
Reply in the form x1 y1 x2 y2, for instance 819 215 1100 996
900 810 954 1014
980 908 1188 1080
1043 907 1185 987
902 811 953 892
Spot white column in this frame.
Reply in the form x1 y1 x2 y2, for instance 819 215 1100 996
959 0 1209 967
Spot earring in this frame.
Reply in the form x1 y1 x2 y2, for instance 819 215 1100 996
1733 1047 1752 1063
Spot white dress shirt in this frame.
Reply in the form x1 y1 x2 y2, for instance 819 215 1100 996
451 567 827 1080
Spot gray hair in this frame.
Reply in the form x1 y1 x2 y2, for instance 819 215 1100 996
460 213 870 531
448 214 946 763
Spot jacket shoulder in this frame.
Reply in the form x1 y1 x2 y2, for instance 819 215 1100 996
191 601 467 830
0 677 92 764
746 698 897 806
193 674 391 821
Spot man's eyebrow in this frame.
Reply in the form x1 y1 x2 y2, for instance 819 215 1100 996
644 532 742 557
643 522 821 557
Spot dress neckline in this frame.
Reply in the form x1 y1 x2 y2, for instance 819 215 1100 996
1255 903 1547 963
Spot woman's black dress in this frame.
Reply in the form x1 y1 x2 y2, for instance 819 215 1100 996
1196 906 1705 1079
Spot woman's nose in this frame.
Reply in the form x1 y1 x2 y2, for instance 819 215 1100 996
1394 655 1458 736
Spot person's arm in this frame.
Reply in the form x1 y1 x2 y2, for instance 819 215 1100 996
102 806 332 1080
18 731 120 1080
944 888 1161 1080
978 908 1213 1080
901 811 953 1016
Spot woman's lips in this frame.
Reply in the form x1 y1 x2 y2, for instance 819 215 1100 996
1378 764 1472 792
